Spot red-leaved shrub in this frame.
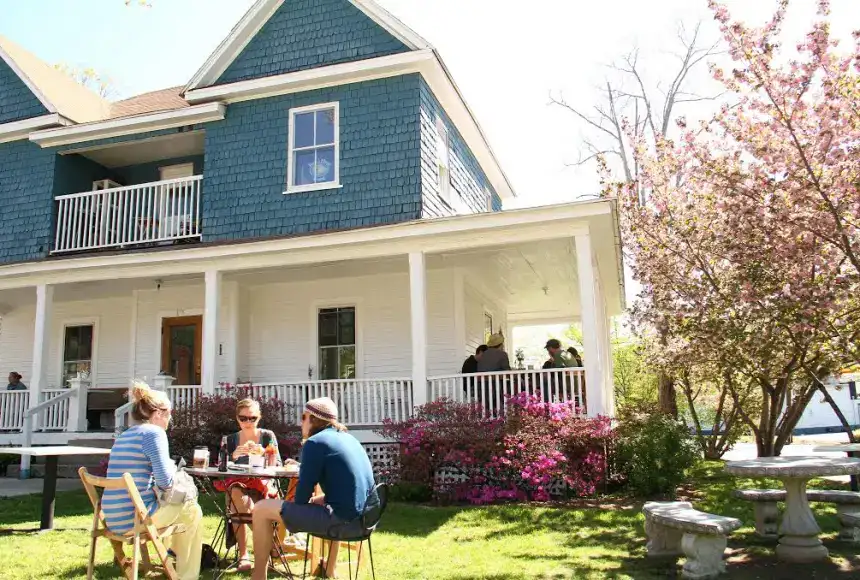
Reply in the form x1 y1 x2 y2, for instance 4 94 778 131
168 385 302 463
377 394 613 504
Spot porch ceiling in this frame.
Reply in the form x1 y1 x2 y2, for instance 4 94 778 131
60 131 205 169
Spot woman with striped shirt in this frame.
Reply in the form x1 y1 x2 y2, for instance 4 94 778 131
103 382 203 580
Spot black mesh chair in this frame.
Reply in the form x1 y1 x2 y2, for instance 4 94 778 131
301 483 388 580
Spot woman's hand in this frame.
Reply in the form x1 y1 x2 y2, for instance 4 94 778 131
310 494 326 506
233 441 251 460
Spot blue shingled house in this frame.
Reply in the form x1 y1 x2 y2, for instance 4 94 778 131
0 0 623 449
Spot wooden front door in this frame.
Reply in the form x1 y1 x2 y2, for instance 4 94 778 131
161 316 202 385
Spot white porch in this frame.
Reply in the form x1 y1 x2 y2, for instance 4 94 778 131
0 201 623 443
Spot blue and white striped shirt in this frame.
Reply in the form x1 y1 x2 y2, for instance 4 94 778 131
102 424 175 534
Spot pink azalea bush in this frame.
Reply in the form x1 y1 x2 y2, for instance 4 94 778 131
377 395 613 504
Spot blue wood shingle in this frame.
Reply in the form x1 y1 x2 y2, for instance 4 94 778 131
0 58 49 124
216 0 410 85
202 75 422 242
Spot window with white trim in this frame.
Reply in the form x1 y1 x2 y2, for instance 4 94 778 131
318 307 356 380
485 187 494 212
484 312 494 343
287 102 340 193
63 325 93 386
435 116 452 206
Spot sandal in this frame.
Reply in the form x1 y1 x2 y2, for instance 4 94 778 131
237 556 253 572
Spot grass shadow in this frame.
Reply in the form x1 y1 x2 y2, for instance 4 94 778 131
375 502 461 537
0 489 94 527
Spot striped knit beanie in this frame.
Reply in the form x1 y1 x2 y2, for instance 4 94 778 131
305 397 339 423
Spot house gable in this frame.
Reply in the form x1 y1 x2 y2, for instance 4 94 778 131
213 0 413 86
0 55 50 125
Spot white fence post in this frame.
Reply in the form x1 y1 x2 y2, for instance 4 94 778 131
152 375 175 392
65 375 91 432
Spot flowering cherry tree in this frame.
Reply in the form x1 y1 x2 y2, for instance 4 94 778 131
613 0 860 456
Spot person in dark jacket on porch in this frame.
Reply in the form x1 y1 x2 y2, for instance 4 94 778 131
7 372 26 391
461 345 488 374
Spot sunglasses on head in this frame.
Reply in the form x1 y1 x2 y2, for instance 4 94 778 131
238 415 259 422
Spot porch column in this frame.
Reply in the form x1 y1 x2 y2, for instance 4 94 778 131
575 234 608 416
409 252 428 408
202 269 222 395
22 284 53 477
594 275 615 416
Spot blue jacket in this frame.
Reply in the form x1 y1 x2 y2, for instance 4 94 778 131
295 427 375 521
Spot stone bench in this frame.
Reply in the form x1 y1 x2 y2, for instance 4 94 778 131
644 501 742 579
733 488 860 541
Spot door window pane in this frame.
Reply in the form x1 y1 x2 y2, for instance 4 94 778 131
318 307 356 380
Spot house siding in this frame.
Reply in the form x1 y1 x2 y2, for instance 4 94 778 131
419 78 501 218
0 140 56 263
216 0 410 85
0 59 48 124
202 75 422 242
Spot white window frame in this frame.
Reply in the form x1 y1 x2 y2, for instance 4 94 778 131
484 311 494 343
485 186 494 212
309 298 363 380
159 163 195 181
435 115 452 206
58 318 98 388
286 102 341 194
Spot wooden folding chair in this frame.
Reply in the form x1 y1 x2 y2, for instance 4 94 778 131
78 467 186 580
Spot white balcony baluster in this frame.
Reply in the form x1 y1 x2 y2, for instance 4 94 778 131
54 175 203 253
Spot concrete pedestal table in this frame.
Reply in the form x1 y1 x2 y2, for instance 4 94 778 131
813 444 860 492
725 456 860 563
1 446 110 530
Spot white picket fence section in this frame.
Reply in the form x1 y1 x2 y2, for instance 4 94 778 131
53 175 203 253
0 390 29 430
427 368 586 417
37 389 72 431
214 379 413 426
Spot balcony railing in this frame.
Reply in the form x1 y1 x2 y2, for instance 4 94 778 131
53 175 203 253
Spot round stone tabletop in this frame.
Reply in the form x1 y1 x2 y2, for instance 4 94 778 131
725 455 860 478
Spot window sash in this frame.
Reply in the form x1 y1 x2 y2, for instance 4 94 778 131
288 103 340 191
317 307 356 380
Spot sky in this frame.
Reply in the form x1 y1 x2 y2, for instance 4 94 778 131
1 0 858 319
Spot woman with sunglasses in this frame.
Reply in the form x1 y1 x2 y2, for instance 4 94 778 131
220 398 281 572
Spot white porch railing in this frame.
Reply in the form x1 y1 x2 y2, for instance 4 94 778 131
38 389 72 431
0 390 29 430
53 175 203 253
215 379 413 426
428 368 586 417
167 385 201 412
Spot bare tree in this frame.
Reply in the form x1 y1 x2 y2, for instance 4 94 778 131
551 22 722 416
54 64 116 99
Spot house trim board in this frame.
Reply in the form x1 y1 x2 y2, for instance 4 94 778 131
0 113 71 144
0 202 613 291
183 0 430 93
29 103 226 148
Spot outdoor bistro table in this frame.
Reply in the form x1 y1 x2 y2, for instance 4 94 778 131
813 444 860 492
1 446 111 531
725 456 860 562
186 466 322 578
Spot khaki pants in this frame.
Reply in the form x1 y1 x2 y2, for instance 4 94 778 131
151 500 204 580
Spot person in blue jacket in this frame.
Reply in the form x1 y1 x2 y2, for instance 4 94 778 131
250 397 375 579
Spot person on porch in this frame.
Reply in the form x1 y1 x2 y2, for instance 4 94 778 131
6 372 25 390
215 398 281 572
544 339 574 368
477 333 511 372
250 397 375 580
461 344 488 374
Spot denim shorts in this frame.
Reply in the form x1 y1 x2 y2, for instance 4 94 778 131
279 502 365 539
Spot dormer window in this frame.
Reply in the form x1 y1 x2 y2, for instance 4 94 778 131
286 102 340 194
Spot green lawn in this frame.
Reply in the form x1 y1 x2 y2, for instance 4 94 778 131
0 463 858 579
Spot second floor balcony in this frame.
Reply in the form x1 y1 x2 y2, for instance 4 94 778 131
53 174 203 254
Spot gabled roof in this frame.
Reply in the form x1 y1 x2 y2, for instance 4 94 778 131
0 35 110 124
184 0 431 92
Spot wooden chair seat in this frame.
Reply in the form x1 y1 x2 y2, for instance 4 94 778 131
79 467 184 580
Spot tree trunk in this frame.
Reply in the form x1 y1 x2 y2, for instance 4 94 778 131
658 371 678 417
